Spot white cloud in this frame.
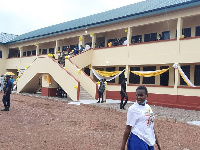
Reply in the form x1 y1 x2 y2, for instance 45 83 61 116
0 0 145 35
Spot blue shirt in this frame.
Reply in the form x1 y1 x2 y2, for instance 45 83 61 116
4 80 12 94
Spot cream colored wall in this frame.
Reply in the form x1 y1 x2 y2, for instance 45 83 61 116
179 38 200 63
0 45 8 76
5 56 38 69
69 49 93 69
42 74 57 88
92 46 129 66
65 58 97 98
17 57 79 101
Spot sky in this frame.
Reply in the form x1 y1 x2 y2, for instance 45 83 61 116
0 0 145 36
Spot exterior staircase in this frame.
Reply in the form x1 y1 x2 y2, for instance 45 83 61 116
79 86 94 100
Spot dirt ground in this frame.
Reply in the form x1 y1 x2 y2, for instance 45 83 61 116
0 93 199 150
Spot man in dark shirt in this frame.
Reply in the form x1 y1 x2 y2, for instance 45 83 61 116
120 78 128 109
1 75 12 111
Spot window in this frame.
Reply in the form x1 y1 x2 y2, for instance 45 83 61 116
49 48 54 54
182 28 191 38
195 26 200 36
62 46 67 52
106 67 115 83
160 66 169 86
0 50 2 58
162 31 170 40
42 49 47 54
142 66 156 84
144 33 157 42
129 67 140 84
84 67 90 76
23 51 26 56
194 65 200 85
32 50 36 55
39 49 41 54
27 51 31 56
119 67 125 84
132 35 142 43
180 65 190 85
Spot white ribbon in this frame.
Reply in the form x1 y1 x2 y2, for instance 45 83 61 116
91 68 125 81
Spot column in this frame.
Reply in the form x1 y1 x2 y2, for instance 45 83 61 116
105 36 108 47
174 65 180 94
19 47 23 58
127 27 132 46
54 40 58 54
115 66 120 84
34 43 39 56
92 33 96 49
177 17 183 40
79 35 85 49
168 66 175 86
140 66 143 84
190 64 195 84
155 65 160 85
125 65 130 84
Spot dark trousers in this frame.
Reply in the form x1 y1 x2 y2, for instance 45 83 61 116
2 94 10 108
98 91 103 102
120 94 128 109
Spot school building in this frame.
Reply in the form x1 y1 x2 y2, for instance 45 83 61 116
0 0 200 110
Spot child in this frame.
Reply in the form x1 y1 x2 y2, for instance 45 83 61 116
121 86 161 150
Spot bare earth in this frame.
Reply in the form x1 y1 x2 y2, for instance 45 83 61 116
0 93 199 150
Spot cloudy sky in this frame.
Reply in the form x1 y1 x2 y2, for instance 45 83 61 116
0 0 144 35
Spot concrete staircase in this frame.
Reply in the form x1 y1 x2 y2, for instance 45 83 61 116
79 86 94 100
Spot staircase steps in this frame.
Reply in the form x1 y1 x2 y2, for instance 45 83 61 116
79 86 94 100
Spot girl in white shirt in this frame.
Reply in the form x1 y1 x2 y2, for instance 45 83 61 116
121 86 161 150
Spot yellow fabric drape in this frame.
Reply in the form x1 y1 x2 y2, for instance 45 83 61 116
130 68 170 77
46 75 51 84
95 70 122 77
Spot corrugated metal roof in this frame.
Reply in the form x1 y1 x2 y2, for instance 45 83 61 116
7 0 200 44
0 32 18 44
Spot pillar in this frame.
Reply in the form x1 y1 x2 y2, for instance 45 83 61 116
19 47 23 58
92 33 96 49
177 17 183 40
190 64 195 84
54 40 58 54
79 35 85 49
127 27 132 46
125 65 130 84
155 65 160 85
140 66 143 84
34 43 39 56
174 64 180 94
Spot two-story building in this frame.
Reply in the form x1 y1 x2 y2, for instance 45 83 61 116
1 0 200 110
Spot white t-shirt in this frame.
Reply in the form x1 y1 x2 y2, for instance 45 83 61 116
126 102 155 146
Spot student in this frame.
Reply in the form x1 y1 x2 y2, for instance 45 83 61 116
121 86 161 150
1 75 13 111
97 79 105 103
120 78 128 109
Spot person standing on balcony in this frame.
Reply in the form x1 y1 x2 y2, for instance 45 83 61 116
120 78 128 109
97 79 105 103
1 75 12 111
121 86 161 150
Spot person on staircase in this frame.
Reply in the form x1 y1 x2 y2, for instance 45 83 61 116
97 79 105 103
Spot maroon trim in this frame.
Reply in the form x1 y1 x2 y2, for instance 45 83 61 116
129 39 177 46
6 57 20 59
77 82 80 100
49 56 80 83
93 45 126 50
106 90 200 111
179 36 200 40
